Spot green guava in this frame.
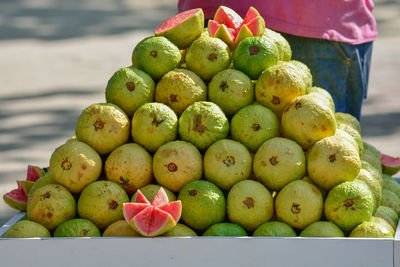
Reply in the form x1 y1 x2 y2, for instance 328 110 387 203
53 218 101 237
186 36 231 81
133 36 181 80
153 140 202 192
335 112 361 134
227 180 274 232
75 103 130 155
131 184 176 203
230 104 280 152
299 221 344 237
289 60 313 90
104 143 152 195
383 177 400 198
324 180 375 232
233 36 279 80
155 68 207 115
208 69 254 116
263 28 292 61
334 128 360 155
77 181 129 230
307 87 335 112
375 206 399 230
252 221 296 237
337 123 363 154
162 223 198 236
49 140 102 194
349 217 394 238
131 102 178 152
155 8 204 49
381 189 400 215
355 169 382 212
102 220 141 237
204 139 252 191
362 160 383 187
178 101 229 151
27 172 57 198
275 180 323 229
361 142 382 171
307 135 361 190
255 61 307 118
178 180 226 232
203 223 247 236
253 137 306 191
105 66 155 117
282 94 336 149
2 220 51 238
27 184 76 231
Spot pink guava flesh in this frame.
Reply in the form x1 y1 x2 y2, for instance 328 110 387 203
133 190 151 204
158 201 182 222
151 188 169 207
381 153 400 175
208 20 220 37
4 181 27 203
155 8 202 34
132 206 174 236
26 165 42 182
214 6 243 30
123 202 150 222
241 7 260 26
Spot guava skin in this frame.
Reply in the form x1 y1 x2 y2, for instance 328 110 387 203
275 180 323 230
105 66 155 117
253 221 296 237
155 69 207 115
289 60 312 90
178 101 229 151
178 180 226 232
233 36 279 80
300 221 345 237
103 220 141 237
361 142 382 171
324 180 375 232
162 223 198 236
75 103 130 155
104 143 153 195
53 218 101 237
253 137 306 191
131 184 176 203
50 140 102 194
263 28 292 61
355 169 382 213
308 87 335 112
230 104 280 152
208 69 254 116
186 36 231 81
134 36 181 80
153 140 203 192
77 181 129 230
349 217 394 238
131 102 178 152
255 61 307 118
281 94 337 149
307 135 361 190
27 184 76 231
227 180 274 232
203 223 247 236
204 139 252 191
2 220 51 238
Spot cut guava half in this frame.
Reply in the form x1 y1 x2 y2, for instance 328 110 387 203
381 153 400 176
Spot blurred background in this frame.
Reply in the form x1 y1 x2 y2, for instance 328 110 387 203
0 0 399 225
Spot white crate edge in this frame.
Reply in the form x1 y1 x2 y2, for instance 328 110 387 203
0 212 397 267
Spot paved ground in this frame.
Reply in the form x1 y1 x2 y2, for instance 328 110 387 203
0 0 399 225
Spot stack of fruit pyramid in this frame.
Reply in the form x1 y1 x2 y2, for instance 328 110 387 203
3 6 400 239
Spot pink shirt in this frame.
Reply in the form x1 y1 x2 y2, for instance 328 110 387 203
178 0 378 44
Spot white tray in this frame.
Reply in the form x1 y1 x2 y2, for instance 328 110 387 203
0 212 399 267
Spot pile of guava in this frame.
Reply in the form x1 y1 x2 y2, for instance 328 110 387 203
3 6 400 239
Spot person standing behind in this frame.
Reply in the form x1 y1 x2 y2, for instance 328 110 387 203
178 0 378 120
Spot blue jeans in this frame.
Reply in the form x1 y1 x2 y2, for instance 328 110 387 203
280 33 373 120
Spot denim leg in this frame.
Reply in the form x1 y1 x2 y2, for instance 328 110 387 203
280 33 373 120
